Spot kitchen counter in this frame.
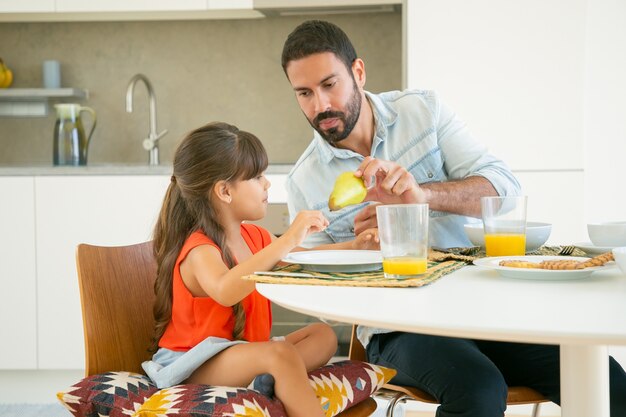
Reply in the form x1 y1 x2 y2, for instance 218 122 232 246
0 164 293 176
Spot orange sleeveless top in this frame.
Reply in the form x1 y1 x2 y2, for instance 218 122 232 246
159 224 273 351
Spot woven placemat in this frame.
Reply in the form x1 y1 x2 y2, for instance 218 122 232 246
244 259 467 288
244 245 590 288
428 245 589 262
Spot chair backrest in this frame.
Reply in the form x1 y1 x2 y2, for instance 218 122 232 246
75 241 157 376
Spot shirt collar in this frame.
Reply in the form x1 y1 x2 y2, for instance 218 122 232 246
313 91 398 163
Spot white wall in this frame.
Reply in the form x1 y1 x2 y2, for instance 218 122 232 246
583 0 626 398
403 0 626 239
583 0 626 223
404 0 590 245
404 0 626 413
405 0 586 172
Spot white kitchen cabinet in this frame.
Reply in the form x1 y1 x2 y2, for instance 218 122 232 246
208 0 253 9
0 0 54 12
55 0 254 12
0 177 37 369
55 0 205 13
0 0 262 20
35 175 169 369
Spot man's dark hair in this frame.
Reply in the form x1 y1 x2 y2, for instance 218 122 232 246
281 20 357 74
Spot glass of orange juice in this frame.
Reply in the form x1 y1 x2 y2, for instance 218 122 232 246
376 204 429 279
481 196 527 256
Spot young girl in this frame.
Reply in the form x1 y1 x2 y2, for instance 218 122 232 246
142 122 377 417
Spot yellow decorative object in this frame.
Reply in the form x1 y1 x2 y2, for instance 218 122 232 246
328 171 367 211
134 387 185 417
225 398 273 417
0 58 13 88
311 373 353 417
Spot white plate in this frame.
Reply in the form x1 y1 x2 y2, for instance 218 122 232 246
473 256 614 280
573 242 615 255
282 250 383 273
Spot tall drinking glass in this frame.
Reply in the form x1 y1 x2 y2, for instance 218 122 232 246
481 196 527 256
376 204 429 278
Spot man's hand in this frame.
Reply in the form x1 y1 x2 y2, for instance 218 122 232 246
355 156 429 205
353 157 429 235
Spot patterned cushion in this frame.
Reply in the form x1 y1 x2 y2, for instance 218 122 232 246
58 360 395 417
57 372 158 417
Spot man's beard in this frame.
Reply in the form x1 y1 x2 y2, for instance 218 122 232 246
311 82 362 145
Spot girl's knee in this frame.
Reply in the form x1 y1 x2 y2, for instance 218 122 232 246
313 323 338 356
315 322 338 344
265 340 302 367
269 339 298 355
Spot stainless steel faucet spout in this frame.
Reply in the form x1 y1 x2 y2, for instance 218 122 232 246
125 73 166 166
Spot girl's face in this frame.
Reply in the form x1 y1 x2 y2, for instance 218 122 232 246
229 173 271 221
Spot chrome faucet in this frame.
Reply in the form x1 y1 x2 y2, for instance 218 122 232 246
125 74 168 166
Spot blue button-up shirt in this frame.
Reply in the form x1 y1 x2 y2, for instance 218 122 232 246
286 89 521 249
286 90 521 346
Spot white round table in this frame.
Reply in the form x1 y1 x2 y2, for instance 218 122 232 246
258 265 626 417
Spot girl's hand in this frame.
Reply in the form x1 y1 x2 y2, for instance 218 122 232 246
355 156 428 204
352 227 380 250
283 210 329 248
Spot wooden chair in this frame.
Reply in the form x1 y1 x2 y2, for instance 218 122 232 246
75 242 376 416
349 325 547 417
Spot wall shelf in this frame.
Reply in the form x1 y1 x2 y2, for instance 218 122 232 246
0 88 89 117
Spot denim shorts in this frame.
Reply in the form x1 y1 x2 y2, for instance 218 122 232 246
142 336 246 388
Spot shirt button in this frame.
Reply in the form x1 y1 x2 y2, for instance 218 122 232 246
427 171 433 178
350 227 355 233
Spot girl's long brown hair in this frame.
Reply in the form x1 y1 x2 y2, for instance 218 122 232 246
151 121 268 351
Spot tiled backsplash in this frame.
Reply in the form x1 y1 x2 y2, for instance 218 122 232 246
0 13 401 165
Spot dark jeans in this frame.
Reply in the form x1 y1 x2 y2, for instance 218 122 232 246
367 332 626 417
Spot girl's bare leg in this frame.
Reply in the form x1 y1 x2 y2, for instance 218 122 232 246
186 341 325 417
285 322 338 370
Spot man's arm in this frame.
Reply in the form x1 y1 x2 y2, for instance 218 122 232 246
421 175 497 218
356 156 499 218
353 159 500 235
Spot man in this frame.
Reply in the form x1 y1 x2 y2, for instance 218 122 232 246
281 20 626 417
282 22 520 251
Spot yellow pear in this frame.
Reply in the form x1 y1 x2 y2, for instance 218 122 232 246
0 58 13 88
328 171 367 211
0 69 12 88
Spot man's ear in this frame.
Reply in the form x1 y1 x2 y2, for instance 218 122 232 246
213 180 232 204
352 58 366 87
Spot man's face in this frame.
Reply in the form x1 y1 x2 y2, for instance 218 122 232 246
285 52 363 145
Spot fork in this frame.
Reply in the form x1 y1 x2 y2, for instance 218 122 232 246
559 245 576 256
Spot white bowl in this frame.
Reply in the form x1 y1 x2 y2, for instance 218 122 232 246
463 221 552 252
613 247 626 275
587 222 626 247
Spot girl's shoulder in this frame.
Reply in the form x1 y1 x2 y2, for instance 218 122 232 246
241 223 272 248
181 231 220 255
